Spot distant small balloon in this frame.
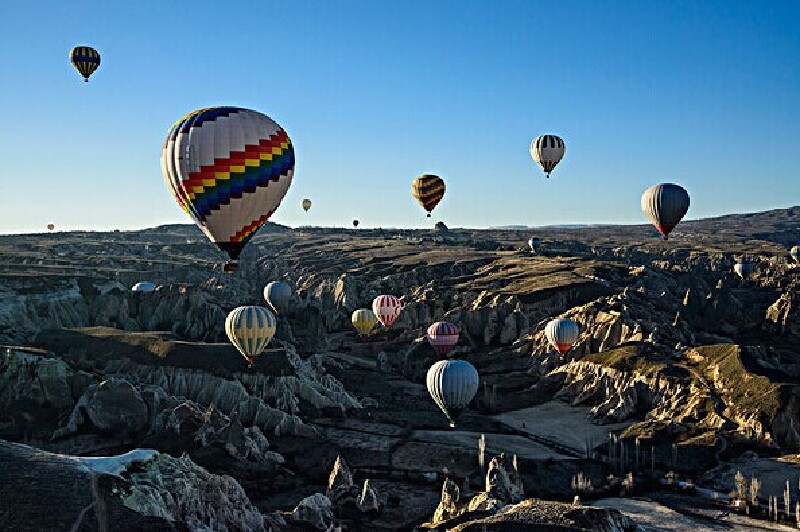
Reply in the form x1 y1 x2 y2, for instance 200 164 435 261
545 317 579 355
131 281 156 292
264 281 292 314
352 308 378 337
47 223 55 231
372 295 402 328
530 135 565 178
427 321 459 357
353 219 359 228
790 246 799 265
528 237 540 253
641 183 690 240
302 199 312 212
69 46 100 82
412 174 445 217
225 306 277 366
733 260 754 279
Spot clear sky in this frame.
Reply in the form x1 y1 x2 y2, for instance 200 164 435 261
1 0 798 233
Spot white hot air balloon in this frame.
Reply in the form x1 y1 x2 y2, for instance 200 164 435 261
131 281 156 292
545 317 580 356
426 359 479 428
264 281 292 314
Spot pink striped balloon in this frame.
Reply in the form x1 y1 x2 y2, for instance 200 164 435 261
372 295 402 328
427 321 459 357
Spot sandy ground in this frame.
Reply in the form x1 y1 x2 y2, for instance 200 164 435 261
703 453 800 501
595 497 797 531
411 429 575 460
492 401 633 453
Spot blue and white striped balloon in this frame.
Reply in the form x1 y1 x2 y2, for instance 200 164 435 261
426 359 479 428
225 306 277 366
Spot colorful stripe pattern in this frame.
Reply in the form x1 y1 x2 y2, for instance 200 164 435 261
530 135 565 177
427 321 459 357
372 294 402 328
161 107 294 260
225 306 277 365
411 174 445 216
544 317 579 355
351 308 379 337
70 46 101 82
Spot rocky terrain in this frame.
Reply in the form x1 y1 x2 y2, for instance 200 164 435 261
0 205 798 531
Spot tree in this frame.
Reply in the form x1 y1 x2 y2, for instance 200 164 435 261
734 471 746 501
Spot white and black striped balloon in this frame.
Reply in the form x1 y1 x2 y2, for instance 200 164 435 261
530 135 565 178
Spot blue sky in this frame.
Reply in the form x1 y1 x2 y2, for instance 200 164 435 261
1 0 798 233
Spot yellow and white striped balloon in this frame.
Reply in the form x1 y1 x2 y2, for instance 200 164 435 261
352 308 378 337
225 306 277 365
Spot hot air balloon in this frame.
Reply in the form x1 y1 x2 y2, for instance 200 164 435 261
352 219 359 228
161 107 294 273
426 359 479 428
69 46 101 82
131 281 156 292
545 317 579 356
372 295 402 328
412 174 445 217
641 183 690 240
47 223 55 231
790 246 800 265
734 260 754 279
264 281 292 315
427 321 459 357
528 237 540 254
225 306 277 366
302 199 312 212
530 135 565 178
351 309 378 337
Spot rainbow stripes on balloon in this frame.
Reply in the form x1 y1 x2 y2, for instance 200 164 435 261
161 107 295 265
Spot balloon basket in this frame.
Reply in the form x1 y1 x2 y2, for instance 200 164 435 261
223 261 239 273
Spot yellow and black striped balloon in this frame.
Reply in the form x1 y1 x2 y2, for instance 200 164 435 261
69 46 101 82
411 174 445 217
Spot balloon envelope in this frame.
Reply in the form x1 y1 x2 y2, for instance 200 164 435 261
161 107 294 269
47 224 55 231
264 281 292 314
641 183 690 240
790 246 800 264
225 306 277 365
302 199 312 212
411 174 445 217
734 261 754 279
545 317 579 355
69 46 100 81
528 237 540 253
426 359 479 427
131 281 156 292
351 309 378 336
427 321 459 357
530 135 565 178
372 295 402 328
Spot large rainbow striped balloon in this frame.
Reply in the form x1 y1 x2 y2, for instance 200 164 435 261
161 107 294 270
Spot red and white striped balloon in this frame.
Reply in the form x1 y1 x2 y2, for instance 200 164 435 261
372 295 402 328
427 321 459 357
